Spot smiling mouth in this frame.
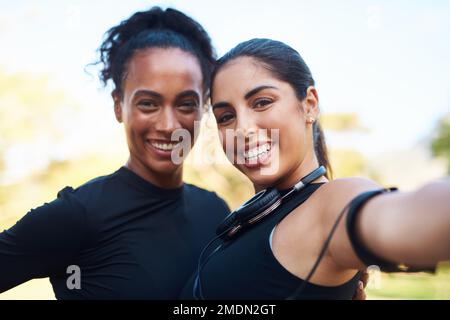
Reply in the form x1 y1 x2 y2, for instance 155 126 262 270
243 142 271 161
148 140 181 152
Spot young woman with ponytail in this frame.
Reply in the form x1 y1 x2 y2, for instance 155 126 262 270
179 38 450 300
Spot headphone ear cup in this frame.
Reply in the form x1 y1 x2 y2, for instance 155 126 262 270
236 188 280 221
216 188 281 236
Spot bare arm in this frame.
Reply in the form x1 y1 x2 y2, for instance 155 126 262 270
324 177 450 271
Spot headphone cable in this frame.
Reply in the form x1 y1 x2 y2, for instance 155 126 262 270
193 229 229 300
287 201 353 299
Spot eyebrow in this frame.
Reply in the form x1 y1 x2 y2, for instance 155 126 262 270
132 89 200 101
212 101 231 111
212 85 278 111
175 90 200 101
244 85 278 100
132 89 163 100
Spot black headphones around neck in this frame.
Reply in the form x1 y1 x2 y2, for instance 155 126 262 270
193 166 327 300
216 165 327 240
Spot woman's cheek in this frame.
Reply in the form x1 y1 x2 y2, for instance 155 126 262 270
220 135 238 165
278 129 291 166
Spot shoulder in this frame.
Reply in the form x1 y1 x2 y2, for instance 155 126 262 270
184 184 229 207
59 169 128 217
320 177 381 201
51 170 123 235
51 171 121 214
314 177 383 231
281 178 380 229
183 184 231 220
71 170 122 199
5 186 91 253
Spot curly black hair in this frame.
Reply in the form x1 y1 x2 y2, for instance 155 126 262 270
95 7 216 97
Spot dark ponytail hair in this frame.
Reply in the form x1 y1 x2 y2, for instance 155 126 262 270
212 38 332 179
95 7 216 98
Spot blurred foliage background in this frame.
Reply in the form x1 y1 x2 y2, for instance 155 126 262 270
0 68 448 300
432 116 450 173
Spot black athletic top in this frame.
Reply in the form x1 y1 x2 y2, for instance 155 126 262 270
0 166 229 299
180 183 361 300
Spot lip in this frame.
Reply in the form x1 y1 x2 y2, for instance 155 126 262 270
238 141 273 169
243 140 272 152
148 138 181 144
242 147 273 169
145 139 181 160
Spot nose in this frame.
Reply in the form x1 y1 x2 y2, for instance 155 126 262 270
155 106 182 134
234 109 257 140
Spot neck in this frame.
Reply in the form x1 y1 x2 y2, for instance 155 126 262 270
125 158 183 189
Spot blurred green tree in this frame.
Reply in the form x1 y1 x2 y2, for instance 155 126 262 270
0 69 85 226
0 69 80 184
431 114 450 173
320 113 373 179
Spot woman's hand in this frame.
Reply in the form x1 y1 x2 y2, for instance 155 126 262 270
352 269 369 300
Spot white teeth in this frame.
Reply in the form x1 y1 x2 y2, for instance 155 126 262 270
244 143 271 160
151 142 180 151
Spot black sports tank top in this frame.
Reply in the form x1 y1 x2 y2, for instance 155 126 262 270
180 183 361 300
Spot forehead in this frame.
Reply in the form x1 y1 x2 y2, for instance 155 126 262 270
123 47 203 95
212 57 278 101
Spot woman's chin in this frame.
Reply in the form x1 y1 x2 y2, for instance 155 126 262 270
143 158 182 175
240 169 279 190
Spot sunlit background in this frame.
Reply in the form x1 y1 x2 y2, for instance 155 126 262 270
0 0 449 299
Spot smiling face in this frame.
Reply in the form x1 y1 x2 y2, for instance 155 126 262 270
113 47 204 187
212 57 320 190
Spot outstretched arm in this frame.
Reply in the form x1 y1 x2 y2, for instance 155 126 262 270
324 177 450 271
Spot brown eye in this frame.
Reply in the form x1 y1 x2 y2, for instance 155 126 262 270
138 100 157 109
217 113 235 125
179 100 199 110
253 98 273 109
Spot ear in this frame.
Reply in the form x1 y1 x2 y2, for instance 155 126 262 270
112 90 123 123
301 86 320 124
